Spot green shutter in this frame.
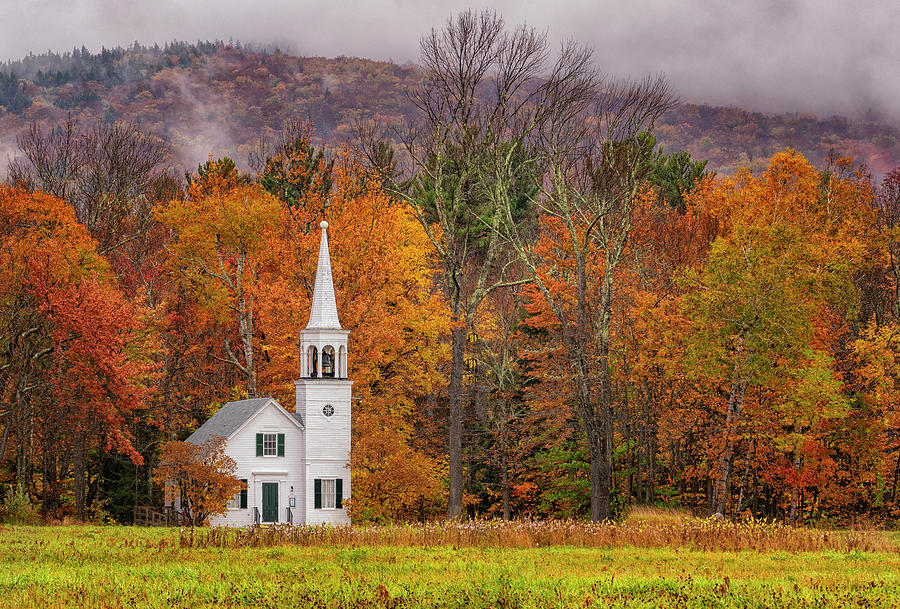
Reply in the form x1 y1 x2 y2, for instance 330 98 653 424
314 479 322 509
240 479 247 509
256 433 263 456
336 479 343 509
277 433 285 456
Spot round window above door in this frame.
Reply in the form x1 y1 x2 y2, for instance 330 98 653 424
322 404 335 417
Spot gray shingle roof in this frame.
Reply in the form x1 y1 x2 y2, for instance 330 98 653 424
186 398 274 445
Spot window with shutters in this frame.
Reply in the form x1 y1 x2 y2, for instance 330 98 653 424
257 433 285 456
314 478 343 509
227 479 248 509
262 433 277 456
320 479 336 509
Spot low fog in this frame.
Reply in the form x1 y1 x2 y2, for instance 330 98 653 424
1 0 897 121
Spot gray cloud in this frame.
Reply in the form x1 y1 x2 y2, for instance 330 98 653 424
1 0 897 120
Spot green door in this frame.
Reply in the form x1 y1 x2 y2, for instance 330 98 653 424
262 483 278 522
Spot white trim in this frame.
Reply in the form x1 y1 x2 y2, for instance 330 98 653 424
226 398 305 441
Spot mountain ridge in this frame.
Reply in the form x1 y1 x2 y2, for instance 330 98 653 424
1 42 897 178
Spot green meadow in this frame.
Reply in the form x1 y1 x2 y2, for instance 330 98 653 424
2 525 899 608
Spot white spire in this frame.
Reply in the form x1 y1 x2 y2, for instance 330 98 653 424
306 221 342 329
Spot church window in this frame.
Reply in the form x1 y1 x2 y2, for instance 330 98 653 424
263 433 277 456
322 404 334 417
321 479 336 508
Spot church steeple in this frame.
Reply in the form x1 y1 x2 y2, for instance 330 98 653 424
306 221 342 330
300 220 349 380
295 222 352 526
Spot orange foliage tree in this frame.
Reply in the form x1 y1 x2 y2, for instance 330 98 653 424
153 436 244 526
680 150 874 520
0 186 156 519
156 162 281 397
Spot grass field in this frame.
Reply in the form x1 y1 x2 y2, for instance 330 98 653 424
2 521 899 608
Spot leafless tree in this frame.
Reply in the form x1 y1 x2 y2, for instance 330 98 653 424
358 11 561 518
8 118 170 256
358 9 674 521
496 75 677 521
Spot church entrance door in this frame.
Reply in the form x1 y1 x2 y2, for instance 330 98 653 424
262 482 278 522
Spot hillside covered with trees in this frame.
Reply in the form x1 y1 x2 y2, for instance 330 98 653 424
2 15 900 528
1 40 897 178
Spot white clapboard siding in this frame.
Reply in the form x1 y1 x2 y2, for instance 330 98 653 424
296 378 352 525
208 402 305 527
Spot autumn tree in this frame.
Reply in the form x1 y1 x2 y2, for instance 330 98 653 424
156 166 281 397
0 186 155 518
681 151 872 518
153 436 243 526
873 168 900 321
499 79 676 520
257 117 334 221
613 182 717 510
0 187 96 497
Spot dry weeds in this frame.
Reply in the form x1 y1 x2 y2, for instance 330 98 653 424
178 514 900 553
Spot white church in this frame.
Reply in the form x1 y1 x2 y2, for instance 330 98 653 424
183 221 351 526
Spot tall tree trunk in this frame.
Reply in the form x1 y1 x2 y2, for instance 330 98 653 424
236 253 257 398
447 298 465 518
15 388 34 495
572 335 607 521
74 430 86 521
500 416 510 521
734 450 751 522
596 301 614 520
575 253 611 522
636 421 644 506
647 434 656 505
0 419 9 470
41 442 56 518
238 297 256 397
587 419 609 521
752 466 759 517
889 446 900 505
789 452 802 526
712 374 747 517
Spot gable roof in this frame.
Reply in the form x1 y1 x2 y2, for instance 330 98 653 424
186 398 280 445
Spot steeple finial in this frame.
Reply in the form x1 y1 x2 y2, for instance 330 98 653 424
306 220 342 329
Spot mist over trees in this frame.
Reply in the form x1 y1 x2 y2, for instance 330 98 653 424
0 38 897 179
1 11 900 527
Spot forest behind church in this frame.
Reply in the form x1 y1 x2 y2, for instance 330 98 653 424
2 12 900 527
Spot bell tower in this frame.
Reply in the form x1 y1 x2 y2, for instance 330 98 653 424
295 221 352 525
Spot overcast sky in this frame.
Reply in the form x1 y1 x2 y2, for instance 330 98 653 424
1 0 897 121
